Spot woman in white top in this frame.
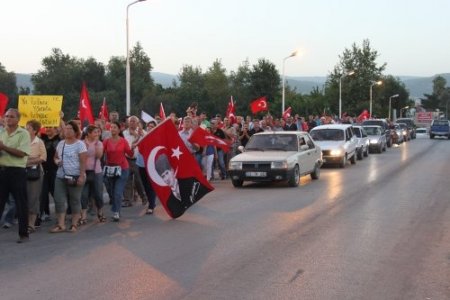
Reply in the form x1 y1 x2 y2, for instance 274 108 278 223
25 120 47 233
50 121 87 233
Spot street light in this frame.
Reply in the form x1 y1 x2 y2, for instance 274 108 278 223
282 50 299 115
388 94 399 120
369 80 383 118
126 0 147 116
400 106 409 118
339 70 355 120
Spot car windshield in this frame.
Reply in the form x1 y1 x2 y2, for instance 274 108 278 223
363 127 381 135
310 129 344 141
245 134 298 151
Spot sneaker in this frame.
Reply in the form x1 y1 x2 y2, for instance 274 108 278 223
2 222 12 229
112 212 120 222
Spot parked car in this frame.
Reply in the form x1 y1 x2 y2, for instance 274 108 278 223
352 125 369 159
227 131 323 187
309 124 358 168
397 123 411 141
362 119 392 147
362 125 387 153
396 118 416 139
430 119 450 139
415 127 428 138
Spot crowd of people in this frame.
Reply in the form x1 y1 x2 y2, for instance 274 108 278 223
0 103 341 243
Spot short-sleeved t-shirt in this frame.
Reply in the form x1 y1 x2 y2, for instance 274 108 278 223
0 127 30 168
56 140 87 178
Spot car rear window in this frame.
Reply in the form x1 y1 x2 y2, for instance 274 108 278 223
362 120 385 128
416 128 427 133
363 127 381 135
397 119 414 127
310 129 344 141
353 128 362 137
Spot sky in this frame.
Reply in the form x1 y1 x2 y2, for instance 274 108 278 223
1 0 450 77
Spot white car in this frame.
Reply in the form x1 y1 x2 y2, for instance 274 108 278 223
363 125 387 153
352 125 370 159
227 131 323 187
415 127 429 138
309 124 358 168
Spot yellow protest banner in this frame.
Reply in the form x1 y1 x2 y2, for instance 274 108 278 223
18 95 63 127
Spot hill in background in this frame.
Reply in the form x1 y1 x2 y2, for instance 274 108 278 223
15 72 450 99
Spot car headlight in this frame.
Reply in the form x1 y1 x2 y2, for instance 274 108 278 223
330 149 343 156
370 139 379 144
229 161 242 170
271 161 288 169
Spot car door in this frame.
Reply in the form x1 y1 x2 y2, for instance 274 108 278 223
300 135 318 172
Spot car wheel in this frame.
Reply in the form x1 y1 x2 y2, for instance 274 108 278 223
430 134 434 139
378 144 382 153
339 155 347 168
310 163 320 180
387 137 392 148
231 179 243 187
288 165 300 187
350 153 357 164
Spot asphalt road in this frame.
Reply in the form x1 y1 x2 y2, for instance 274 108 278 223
1 137 450 300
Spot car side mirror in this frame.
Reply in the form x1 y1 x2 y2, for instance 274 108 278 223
238 145 244 153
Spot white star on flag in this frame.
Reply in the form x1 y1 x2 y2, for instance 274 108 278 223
171 146 183 160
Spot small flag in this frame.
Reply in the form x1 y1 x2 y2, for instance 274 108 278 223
226 96 236 124
141 110 156 124
189 127 231 153
0 92 9 116
99 97 109 121
250 96 268 114
282 106 292 120
78 82 94 128
159 102 166 120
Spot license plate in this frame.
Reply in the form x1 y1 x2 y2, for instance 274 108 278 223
246 171 267 177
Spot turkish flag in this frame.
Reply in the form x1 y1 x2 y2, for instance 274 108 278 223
98 97 109 121
282 106 292 120
78 82 94 128
189 127 231 153
159 102 166 120
138 119 214 218
250 96 268 114
226 96 236 124
356 109 370 123
0 92 8 116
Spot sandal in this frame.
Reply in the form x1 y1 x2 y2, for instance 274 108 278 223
49 225 66 233
77 219 88 226
27 226 36 234
67 225 77 232
146 209 154 215
97 214 107 223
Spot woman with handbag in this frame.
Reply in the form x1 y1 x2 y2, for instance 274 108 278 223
103 121 133 222
25 120 47 233
80 125 105 224
50 121 87 233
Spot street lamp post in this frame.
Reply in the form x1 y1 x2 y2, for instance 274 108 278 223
400 106 409 118
388 94 399 120
369 80 383 118
282 50 298 116
126 0 147 116
339 70 355 120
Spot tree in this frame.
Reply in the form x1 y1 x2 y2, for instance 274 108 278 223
229 59 252 117
376 75 410 119
0 62 17 108
203 59 229 114
248 59 281 115
325 39 387 116
422 76 449 113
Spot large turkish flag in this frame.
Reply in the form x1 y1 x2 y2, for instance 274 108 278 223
138 119 214 218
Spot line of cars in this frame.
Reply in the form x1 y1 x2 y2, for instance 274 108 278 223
227 118 417 188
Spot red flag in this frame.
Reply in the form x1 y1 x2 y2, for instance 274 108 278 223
138 119 214 218
356 109 370 123
189 127 231 153
78 82 94 128
0 92 8 116
226 96 236 124
282 106 292 120
159 102 166 120
250 96 268 114
98 97 109 121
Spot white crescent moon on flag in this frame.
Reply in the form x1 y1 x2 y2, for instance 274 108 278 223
147 146 168 186
81 99 87 109
259 101 267 109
